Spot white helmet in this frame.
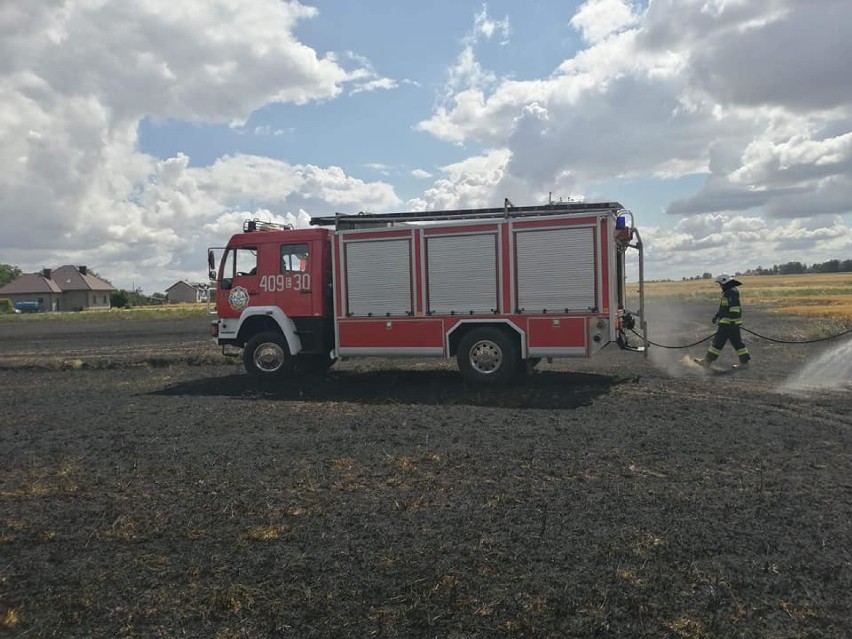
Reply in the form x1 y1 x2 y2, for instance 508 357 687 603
715 274 741 287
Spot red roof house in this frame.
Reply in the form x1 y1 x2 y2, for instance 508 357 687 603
0 266 115 312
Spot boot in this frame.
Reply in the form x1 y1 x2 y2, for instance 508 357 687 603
732 361 749 369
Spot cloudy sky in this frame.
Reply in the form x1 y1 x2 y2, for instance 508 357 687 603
2 0 851 293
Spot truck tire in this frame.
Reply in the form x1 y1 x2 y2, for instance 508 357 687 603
244 331 294 380
457 327 519 385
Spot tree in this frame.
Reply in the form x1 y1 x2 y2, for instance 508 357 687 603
110 290 130 308
778 261 806 275
822 259 839 273
0 264 21 287
84 267 112 283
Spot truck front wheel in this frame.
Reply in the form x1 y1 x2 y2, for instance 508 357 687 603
457 327 519 385
244 331 294 380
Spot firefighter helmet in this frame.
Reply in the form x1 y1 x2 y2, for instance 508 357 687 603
715 274 741 287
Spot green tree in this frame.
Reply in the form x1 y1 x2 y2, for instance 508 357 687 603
778 261 806 275
0 263 22 287
110 290 130 308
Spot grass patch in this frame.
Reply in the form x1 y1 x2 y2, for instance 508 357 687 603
0 303 210 323
0 353 229 371
757 317 852 342
1 608 22 630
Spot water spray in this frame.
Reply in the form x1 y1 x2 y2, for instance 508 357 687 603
777 336 852 394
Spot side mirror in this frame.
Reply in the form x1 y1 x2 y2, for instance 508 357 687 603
208 269 217 282
207 249 216 272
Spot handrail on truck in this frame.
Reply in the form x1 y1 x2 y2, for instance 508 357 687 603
310 201 626 228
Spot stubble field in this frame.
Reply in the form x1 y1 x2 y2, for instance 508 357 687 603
1 292 851 638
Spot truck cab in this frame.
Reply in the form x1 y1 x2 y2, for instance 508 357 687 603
210 221 334 377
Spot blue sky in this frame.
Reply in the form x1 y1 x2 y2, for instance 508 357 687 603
139 0 583 203
2 0 852 293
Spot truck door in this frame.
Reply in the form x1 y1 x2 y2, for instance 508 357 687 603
258 241 314 319
218 245 259 317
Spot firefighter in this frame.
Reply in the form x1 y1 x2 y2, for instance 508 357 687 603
694 274 751 369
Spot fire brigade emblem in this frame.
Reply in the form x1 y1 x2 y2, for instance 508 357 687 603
228 286 250 311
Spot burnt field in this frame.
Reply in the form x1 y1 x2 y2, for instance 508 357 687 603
1 306 851 638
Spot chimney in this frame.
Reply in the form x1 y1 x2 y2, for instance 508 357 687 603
79 265 88 275
42 268 52 280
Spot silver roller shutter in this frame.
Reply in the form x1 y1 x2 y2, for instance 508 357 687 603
427 233 498 314
516 227 596 312
345 239 411 315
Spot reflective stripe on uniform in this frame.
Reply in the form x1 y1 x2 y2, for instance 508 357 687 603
708 346 721 356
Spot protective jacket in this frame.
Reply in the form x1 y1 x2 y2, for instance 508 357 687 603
714 284 742 325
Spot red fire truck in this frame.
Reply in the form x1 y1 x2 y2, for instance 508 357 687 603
208 199 647 384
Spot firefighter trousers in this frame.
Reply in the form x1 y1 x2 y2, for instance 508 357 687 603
706 323 751 363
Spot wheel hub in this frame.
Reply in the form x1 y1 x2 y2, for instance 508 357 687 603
470 340 502 374
254 343 285 372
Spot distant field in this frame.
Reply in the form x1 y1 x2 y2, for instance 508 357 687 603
0 302 209 322
639 272 852 322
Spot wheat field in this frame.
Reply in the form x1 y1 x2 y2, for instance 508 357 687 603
640 272 852 322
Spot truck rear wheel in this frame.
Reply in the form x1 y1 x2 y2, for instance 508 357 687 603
244 331 294 380
457 327 519 385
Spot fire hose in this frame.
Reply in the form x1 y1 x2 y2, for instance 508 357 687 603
633 325 852 349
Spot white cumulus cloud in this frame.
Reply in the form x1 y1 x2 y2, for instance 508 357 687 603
0 0 402 291
413 0 852 277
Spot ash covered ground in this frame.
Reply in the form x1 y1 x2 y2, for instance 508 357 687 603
1 304 851 638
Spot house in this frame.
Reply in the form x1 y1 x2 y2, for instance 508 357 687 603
165 280 209 303
0 272 63 312
0 265 115 312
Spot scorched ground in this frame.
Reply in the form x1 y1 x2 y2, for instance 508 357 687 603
1 305 850 638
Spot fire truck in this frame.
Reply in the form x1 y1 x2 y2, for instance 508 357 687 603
208 199 647 384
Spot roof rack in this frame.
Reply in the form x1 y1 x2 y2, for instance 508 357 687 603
243 219 294 233
310 198 624 228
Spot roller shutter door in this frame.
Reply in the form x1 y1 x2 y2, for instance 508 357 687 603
345 239 411 316
516 227 596 312
427 233 498 314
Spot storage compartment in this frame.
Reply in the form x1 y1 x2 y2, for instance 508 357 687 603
427 233 498 314
345 238 412 316
515 226 596 313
